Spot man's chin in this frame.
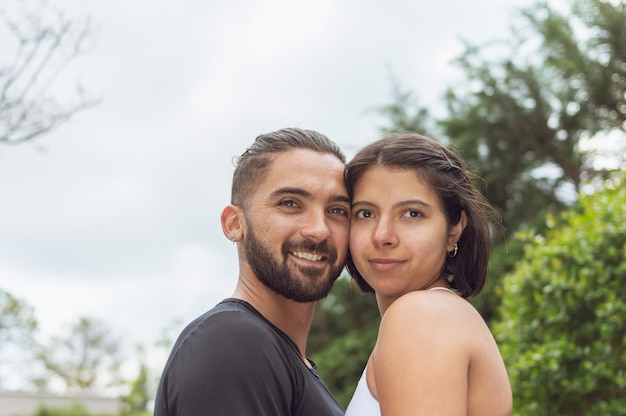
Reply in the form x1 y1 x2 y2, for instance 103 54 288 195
286 288 333 303
283 278 335 303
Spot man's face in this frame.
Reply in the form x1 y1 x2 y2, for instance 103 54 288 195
242 149 350 302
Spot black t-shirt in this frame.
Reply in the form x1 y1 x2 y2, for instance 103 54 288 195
154 298 345 416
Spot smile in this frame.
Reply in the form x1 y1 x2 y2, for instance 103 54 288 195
292 251 325 262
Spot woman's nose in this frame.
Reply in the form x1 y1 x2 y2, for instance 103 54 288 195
372 218 398 248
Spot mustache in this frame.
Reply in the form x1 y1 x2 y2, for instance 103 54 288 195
283 239 338 265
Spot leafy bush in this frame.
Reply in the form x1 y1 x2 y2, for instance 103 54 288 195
312 324 378 408
32 403 110 416
495 174 626 415
309 276 379 408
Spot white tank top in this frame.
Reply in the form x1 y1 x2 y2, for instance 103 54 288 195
345 286 455 415
345 366 379 416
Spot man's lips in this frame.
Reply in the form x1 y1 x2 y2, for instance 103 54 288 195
369 258 404 272
284 239 337 266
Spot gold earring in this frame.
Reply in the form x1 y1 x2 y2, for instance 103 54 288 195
448 243 458 258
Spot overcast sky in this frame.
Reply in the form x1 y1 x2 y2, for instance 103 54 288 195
0 0 536 386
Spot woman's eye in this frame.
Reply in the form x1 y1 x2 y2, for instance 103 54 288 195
355 210 374 219
403 209 423 218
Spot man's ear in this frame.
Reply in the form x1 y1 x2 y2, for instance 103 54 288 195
221 204 243 242
447 210 468 251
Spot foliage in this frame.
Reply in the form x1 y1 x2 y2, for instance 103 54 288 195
36 316 122 393
440 0 626 235
313 324 378 408
308 275 379 408
375 80 433 137
495 172 626 415
309 276 379 351
33 403 91 416
0 288 37 344
0 0 99 146
468 233 526 323
120 346 151 416
0 289 38 388
33 404 91 416
32 403 118 416
122 363 149 415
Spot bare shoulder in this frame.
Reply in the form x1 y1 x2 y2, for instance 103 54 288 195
379 290 494 350
375 290 512 415
383 290 482 325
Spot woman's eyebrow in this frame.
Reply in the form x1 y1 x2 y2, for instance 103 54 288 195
351 200 376 209
393 199 433 209
351 199 433 209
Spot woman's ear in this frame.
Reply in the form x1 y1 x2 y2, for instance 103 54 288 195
447 210 468 251
221 204 243 242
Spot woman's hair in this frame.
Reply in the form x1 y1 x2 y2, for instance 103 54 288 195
344 133 500 298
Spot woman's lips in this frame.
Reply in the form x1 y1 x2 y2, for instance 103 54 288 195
369 258 403 272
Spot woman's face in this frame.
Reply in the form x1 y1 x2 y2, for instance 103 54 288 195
349 166 462 304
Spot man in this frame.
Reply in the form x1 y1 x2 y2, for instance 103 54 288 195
154 128 350 415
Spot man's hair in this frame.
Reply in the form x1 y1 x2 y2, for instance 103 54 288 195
231 128 345 207
344 132 501 299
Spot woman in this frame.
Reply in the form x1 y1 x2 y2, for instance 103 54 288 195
344 133 512 415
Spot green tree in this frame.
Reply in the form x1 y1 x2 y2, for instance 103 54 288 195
123 362 150 415
0 289 38 388
121 345 154 416
375 79 433 137
308 276 379 407
36 316 122 393
441 0 626 235
33 403 92 416
495 172 626 415
0 289 37 345
0 0 99 146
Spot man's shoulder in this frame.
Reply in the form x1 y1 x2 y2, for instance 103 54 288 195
182 298 273 339
170 298 294 360
162 299 286 373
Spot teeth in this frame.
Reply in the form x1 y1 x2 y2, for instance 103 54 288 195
293 251 323 261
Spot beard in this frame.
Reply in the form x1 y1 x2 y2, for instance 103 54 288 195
244 222 343 302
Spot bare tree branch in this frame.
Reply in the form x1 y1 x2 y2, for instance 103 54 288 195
0 1 100 146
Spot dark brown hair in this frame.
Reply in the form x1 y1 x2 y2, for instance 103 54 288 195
231 128 345 207
344 133 500 298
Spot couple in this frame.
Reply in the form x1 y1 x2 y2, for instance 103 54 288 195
154 128 513 416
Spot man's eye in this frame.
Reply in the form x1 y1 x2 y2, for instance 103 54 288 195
280 200 298 208
328 207 348 216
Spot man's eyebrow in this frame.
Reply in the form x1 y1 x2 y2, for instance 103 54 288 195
270 187 350 205
270 187 312 199
330 195 351 205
